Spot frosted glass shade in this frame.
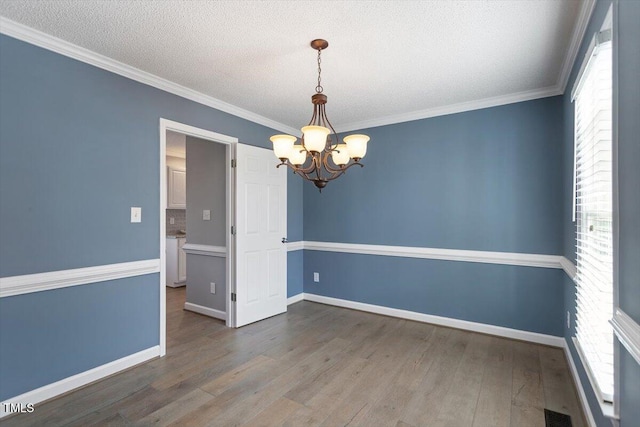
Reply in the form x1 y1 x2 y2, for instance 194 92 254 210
289 145 307 165
270 134 296 159
343 134 369 159
331 144 350 165
301 125 330 153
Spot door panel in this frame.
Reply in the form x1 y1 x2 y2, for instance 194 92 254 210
235 144 287 327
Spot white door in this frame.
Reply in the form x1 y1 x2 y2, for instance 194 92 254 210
234 143 287 327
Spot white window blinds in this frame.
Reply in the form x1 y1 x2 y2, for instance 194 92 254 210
573 31 613 402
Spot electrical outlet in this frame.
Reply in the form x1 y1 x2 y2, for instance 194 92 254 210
170 217 175 225
203 210 211 221
210 282 216 294
313 272 319 283
567 311 571 329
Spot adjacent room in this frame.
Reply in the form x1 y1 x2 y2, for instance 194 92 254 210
0 1 638 426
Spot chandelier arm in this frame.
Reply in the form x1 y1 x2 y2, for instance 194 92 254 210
277 161 317 179
320 149 345 174
323 161 364 181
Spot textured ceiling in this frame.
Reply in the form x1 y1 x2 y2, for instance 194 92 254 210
0 1 588 132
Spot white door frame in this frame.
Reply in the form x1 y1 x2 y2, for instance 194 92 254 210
159 118 237 356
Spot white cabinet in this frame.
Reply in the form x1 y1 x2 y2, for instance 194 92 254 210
167 167 186 209
166 237 187 287
178 237 186 282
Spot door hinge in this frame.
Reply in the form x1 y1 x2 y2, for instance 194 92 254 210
231 225 236 235
231 292 236 302
231 159 236 168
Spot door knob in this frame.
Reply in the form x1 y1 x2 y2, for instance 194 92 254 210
282 237 288 244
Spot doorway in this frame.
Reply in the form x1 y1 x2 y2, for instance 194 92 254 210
159 119 236 356
158 119 288 357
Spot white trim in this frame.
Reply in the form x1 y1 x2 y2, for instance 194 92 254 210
0 259 160 298
335 86 561 133
611 309 640 366
564 340 598 427
560 256 578 281
301 241 563 270
184 302 227 321
302 293 564 347
571 338 617 420
286 241 304 252
0 17 298 136
0 346 159 419
559 0 597 94
287 293 304 305
182 243 227 257
573 337 613 404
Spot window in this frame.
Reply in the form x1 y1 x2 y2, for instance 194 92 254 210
572 28 613 402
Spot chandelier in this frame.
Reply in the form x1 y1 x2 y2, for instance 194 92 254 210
270 39 369 191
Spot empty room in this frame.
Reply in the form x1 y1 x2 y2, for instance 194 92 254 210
0 1 638 426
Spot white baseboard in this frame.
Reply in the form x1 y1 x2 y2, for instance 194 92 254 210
184 302 226 321
287 293 304 305
0 346 160 419
302 293 565 348
563 340 598 427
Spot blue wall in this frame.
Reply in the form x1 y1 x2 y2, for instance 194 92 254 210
0 34 302 400
304 97 564 254
615 0 640 425
305 252 564 336
303 96 566 336
287 169 304 297
0 275 158 400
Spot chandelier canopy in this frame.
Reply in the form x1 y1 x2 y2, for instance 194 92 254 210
270 39 369 191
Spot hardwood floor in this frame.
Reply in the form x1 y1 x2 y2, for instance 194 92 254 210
3 287 586 426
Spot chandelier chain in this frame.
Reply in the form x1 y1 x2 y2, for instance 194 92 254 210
315 49 323 93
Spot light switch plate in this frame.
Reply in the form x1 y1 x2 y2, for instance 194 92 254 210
313 272 319 283
131 207 142 223
203 210 211 221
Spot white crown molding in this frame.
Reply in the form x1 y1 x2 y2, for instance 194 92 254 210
303 293 564 347
287 293 304 305
301 241 563 270
563 340 598 427
182 243 227 257
334 85 562 133
560 256 578 281
557 0 597 94
0 346 159 419
0 259 160 298
184 302 226 321
0 17 298 136
286 241 304 252
611 308 640 366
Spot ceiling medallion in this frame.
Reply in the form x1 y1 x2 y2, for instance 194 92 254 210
270 39 369 192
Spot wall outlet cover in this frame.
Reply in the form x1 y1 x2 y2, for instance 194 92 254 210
210 282 216 294
203 210 211 221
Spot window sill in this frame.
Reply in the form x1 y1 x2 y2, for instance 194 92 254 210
571 338 619 422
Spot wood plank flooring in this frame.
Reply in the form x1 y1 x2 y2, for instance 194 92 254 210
2 287 586 426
